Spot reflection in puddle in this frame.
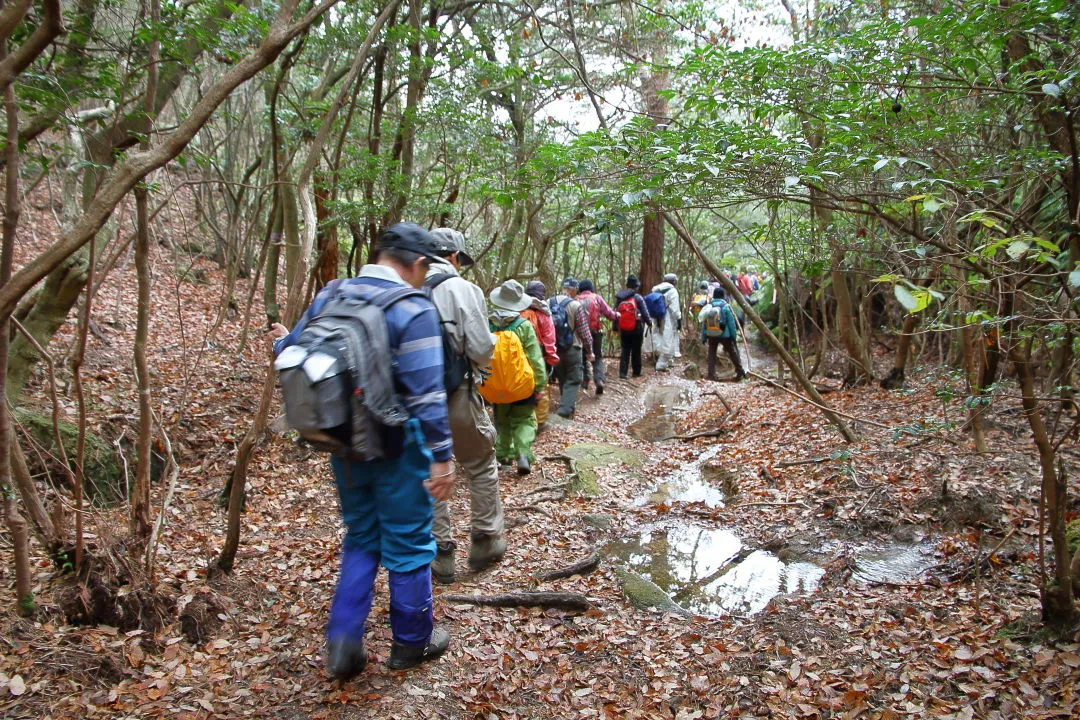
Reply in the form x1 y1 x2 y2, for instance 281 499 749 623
641 385 693 413
635 445 729 508
605 523 824 617
852 543 937 584
628 386 695 442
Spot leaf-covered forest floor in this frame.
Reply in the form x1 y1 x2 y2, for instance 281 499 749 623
2 199 1079 718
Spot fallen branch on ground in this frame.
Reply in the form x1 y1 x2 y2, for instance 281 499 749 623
537 550 601 581
748 371 891 431
525 482 571 497
776 455 835 468
506 504 554 518
441 591 593 613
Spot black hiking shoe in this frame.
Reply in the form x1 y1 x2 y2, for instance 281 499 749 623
517 454 531 475
431 545 456 585
326 638 368 681
387 627 450 670
595 385 604 396
734 369 747 381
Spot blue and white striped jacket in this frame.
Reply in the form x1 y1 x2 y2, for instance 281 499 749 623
274 264 453 462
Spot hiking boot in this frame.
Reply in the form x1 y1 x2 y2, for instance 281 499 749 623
468 534 507 571
497 457 513 468
517 454 531 475
595 385 604 396
326 637 368 681
386 626 450 670
556 408 573 419
431 544 456 585
734 369 747 381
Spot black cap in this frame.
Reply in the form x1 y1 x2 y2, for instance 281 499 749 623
626 274 640 289
377 222 442 260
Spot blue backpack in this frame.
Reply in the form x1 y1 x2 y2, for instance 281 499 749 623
549 296 575 351
644 291 667 320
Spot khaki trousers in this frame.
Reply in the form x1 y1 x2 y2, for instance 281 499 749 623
432 385 504 546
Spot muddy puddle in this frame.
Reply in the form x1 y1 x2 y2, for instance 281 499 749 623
627 385 694 442
605 522 824 616
634 444 731 508
607 523 940 616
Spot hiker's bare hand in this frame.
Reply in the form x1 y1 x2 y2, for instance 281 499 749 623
269 323 288 340
425 461 455 501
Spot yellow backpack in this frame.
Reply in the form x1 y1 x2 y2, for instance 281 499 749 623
477 318 535 404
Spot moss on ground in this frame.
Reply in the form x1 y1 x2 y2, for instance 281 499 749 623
561 443 647 496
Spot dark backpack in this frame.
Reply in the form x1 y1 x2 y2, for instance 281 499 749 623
644 291 667 320
274 281 422 461
617 296 639 331
549 296 575 351
424 272 470 393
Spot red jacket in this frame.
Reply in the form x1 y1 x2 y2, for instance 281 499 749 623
521 302 559 366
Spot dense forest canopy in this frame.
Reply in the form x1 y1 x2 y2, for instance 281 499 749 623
0 0 1077 715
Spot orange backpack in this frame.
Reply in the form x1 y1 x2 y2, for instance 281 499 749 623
477 319 535 404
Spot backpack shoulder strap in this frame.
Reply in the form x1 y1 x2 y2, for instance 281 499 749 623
507 317 525 331
424 272 456 290
371 285 426 310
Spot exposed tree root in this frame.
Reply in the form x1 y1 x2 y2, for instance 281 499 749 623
441 591 593 613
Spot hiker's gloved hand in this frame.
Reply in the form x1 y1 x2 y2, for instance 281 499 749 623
475 364 492 383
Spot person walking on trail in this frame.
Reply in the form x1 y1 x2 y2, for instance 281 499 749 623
269 222 454 680
576 279 617 396
613 274 652 379
698 286 746 381
424 228 504 586
521 281 559 431
689 281 710 325
487 280 547 474
650 273 683 372
549 277 594 418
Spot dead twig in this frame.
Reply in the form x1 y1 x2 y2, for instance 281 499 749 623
536 550 601 581
441 591 593 613
673 427 726 441
524 482 571 498
732 501 809 509
506 504 554 518
775 455 834 468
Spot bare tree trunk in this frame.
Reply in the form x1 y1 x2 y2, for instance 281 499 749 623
1010 340 1075 625
313 174 339 290
640 212 664 292
0 41 35 614
830 245 873 386
880 313 919 390
130 0 160 545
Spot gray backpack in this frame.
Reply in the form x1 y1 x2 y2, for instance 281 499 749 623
274 281 423 461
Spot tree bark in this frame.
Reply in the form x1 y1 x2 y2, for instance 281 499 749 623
1010 341 1075 625
130 0 161 545
440 592 592 613
0 39 35 615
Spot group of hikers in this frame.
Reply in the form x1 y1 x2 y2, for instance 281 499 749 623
267 223 756 681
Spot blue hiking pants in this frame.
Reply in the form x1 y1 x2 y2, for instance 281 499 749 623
326 419 438 648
